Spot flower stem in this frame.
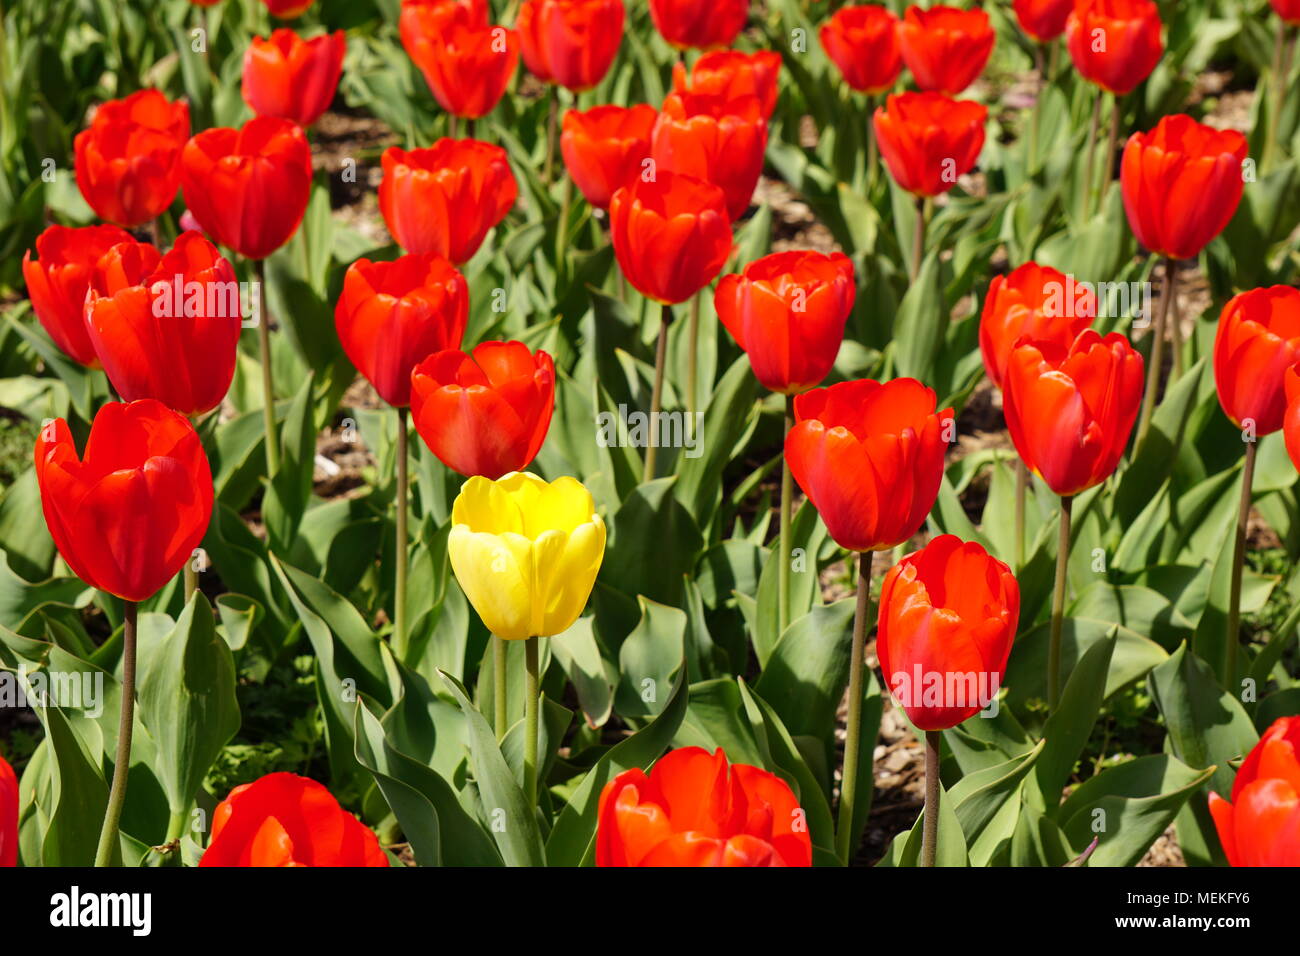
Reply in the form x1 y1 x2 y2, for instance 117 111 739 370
910 196 926 284
921 729 941 867
1099 91 1120 207
1028 43 1044 173
544 86 558 183
1265 25 1287 173
643 303 671 482
524 636 540 807
95 600 137 867
835 551 871 865
686 292 701 424
556 173 572 284
1136 256 1177 446
254 258 279 477
393 406 409 663
1047 494 1073 711
1014 456 1027 570
494 635 508 741
1080 88 1102 221
1226 440 1258 686
779 394 794 633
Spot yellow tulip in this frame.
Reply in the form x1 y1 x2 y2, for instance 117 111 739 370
448 472 606 641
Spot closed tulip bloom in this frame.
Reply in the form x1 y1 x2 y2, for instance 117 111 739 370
35 400 213 602
877 535 1020 731
1209 717 1300 867
335 253 469 408
379 140 519 264
649 0 749 51
22 224 133 366
516 0 624 91
1213 286 1300 435
263 0 314 18
715 250 856 395
200 773 387 867
672 50 782 119
1284 365 1300 472
1012 0 1074 42
596 747 812 867
180 116 312 261
0 754 15 868
560 104 657 210
1003 330 1144 497
242 29 346 128
405 6 518 119
786 378 954 553
411 341 555 479
819 5 904 95
448 472 605 641
400 0 489 50
979 262 1095 390
1273 0 1300 24
1121 114 1248 261
1065 0 1163 95
74 89 190 228
898 4 995 95
873 92 987 197
85 233 241 417
651 91 768 221
609 171 733 305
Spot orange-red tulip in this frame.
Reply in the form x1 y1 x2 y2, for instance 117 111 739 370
1213 286 1300 435
979 262 1095 391
560 104 657 210
200 772 387 867
379 139 518 264
335 253 469 408
262 0 314 18
1012 0 1074 42
402 3 518 119
180 116 312 261
242 29 346 128
35 400 213 602
0 754 15 868
1121 114 1248 261
516 0 624 91
650 90 768 221
715 250 855 395
648 0 749 51
1209 717 1300 867
786 377 954 553
400 0 489 47
898 4 995 95
873 92 987 197
596 747 812 867
1285 365 1300 472
74 89 190 228
819 5 903 95
1003 330 1144 497
1065 0 1163 95
609 171 732 305
672 50 782 119
22 224 133 366
1273 0 1300 24
877 535 1020 731
410 341 556 479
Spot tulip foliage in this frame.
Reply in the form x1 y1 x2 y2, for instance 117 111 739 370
0 0 1299 874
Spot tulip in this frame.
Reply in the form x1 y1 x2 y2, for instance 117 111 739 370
672 50 783 119
0 753 16 868
1284 365 1300 473
242 29 346 128
1013 0 1074 42
819 5 903 95
596 747 813 867
400 0 489 48
403 4 518 120
516 0 624 91
201 773 388 867
873 92 987 198
262 0 314 18
648 0 749 51
560 104 657 210
74 89 190 228
898 4 996 95
1209 717 1300 866
22 224 133 366
379 139 519 265
979 262 1095 392
1273 0 1300 23
1065 0 1163 96
410 341 556 480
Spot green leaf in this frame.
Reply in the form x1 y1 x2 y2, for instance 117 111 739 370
615 597 686 720
755 598 856 740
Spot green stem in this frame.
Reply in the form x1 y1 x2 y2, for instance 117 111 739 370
921 729 941 867
1028 43 1044 173
1226 440 1258 686
835 551 871 865
643 303 671 482
494 635 508 741
1080 89 1102 221
779 395 793 633
524 636 539 807
95 601 137 867
254 258 280 476
556 173 572 284
1014 456 1027 571
1098 91 1120 208
910 196 926 284
686 292 701 423
866 92 879 191
544 86 558 183
165 810 187 846
393 406 409 662
1135 257 1177 447
1047 495 1073 711
1265 25 1286 173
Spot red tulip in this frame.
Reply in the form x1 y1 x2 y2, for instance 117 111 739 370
400 0 489 48
877 535 1020 732
1209 717 1300 866
672 50 782 119
242 29 346 128
560 104 657 210
1273 0 1300 24
410 341 556 479
402 2 518 119
85 232 242 417
650 90 768 221
819 5 904 95
1012 0 1074 42
596 747 812 867
786 378 954 553
22 224 133 366
979 262 1095 391
1213 287 1300 435
0 753 16 868
648 0 749 51
1065 0 1163 95
609 171 733 306
873 92 987 197
200 772 387 867
1285 365 1300 472
1121 114 1248 261
1003 330 1144 497
516 0 624 92
180 116 313 261
379 139 518 264
335 253 469 408
262 0 314 18
898 4 996 95
74 89 190 228
714 250 856 395
35 400 213 602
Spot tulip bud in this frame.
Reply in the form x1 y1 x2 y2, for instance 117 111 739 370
898 4 996 95
1065 0 1164 95
979 262 1095 391
1213 286 1300 435
242 29 346 128
648 0 749 51
873 92 987 198
560 104 657 211
516 0 625 92
672 50 782 119
820 5 903 95
1012 0 1074 43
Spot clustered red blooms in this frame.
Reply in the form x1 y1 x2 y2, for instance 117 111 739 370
1210 717 1300 866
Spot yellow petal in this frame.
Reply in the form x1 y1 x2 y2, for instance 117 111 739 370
452 475 524 535
448 526 534 640
540 514 607 638
525 475 597 537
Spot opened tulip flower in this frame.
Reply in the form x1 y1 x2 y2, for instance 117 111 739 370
979 262 1095 391
403 5 518 119
1214 286 1300 436
596 747 812 867
516 0 624 91
820 5 903 95
410 341 555 480
1209 717 1300 866
74 89 190 228
873 92 987 198
1013 0 1074 42
649 0 749 50
379 139 518 264
560 104 657 210
201 773 387 867
1065 0 1164 95
898 5 996 95
22 224 133 366
672 50 783 119
242 29 346 128
0 753 16 868
1285 365 1300 472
